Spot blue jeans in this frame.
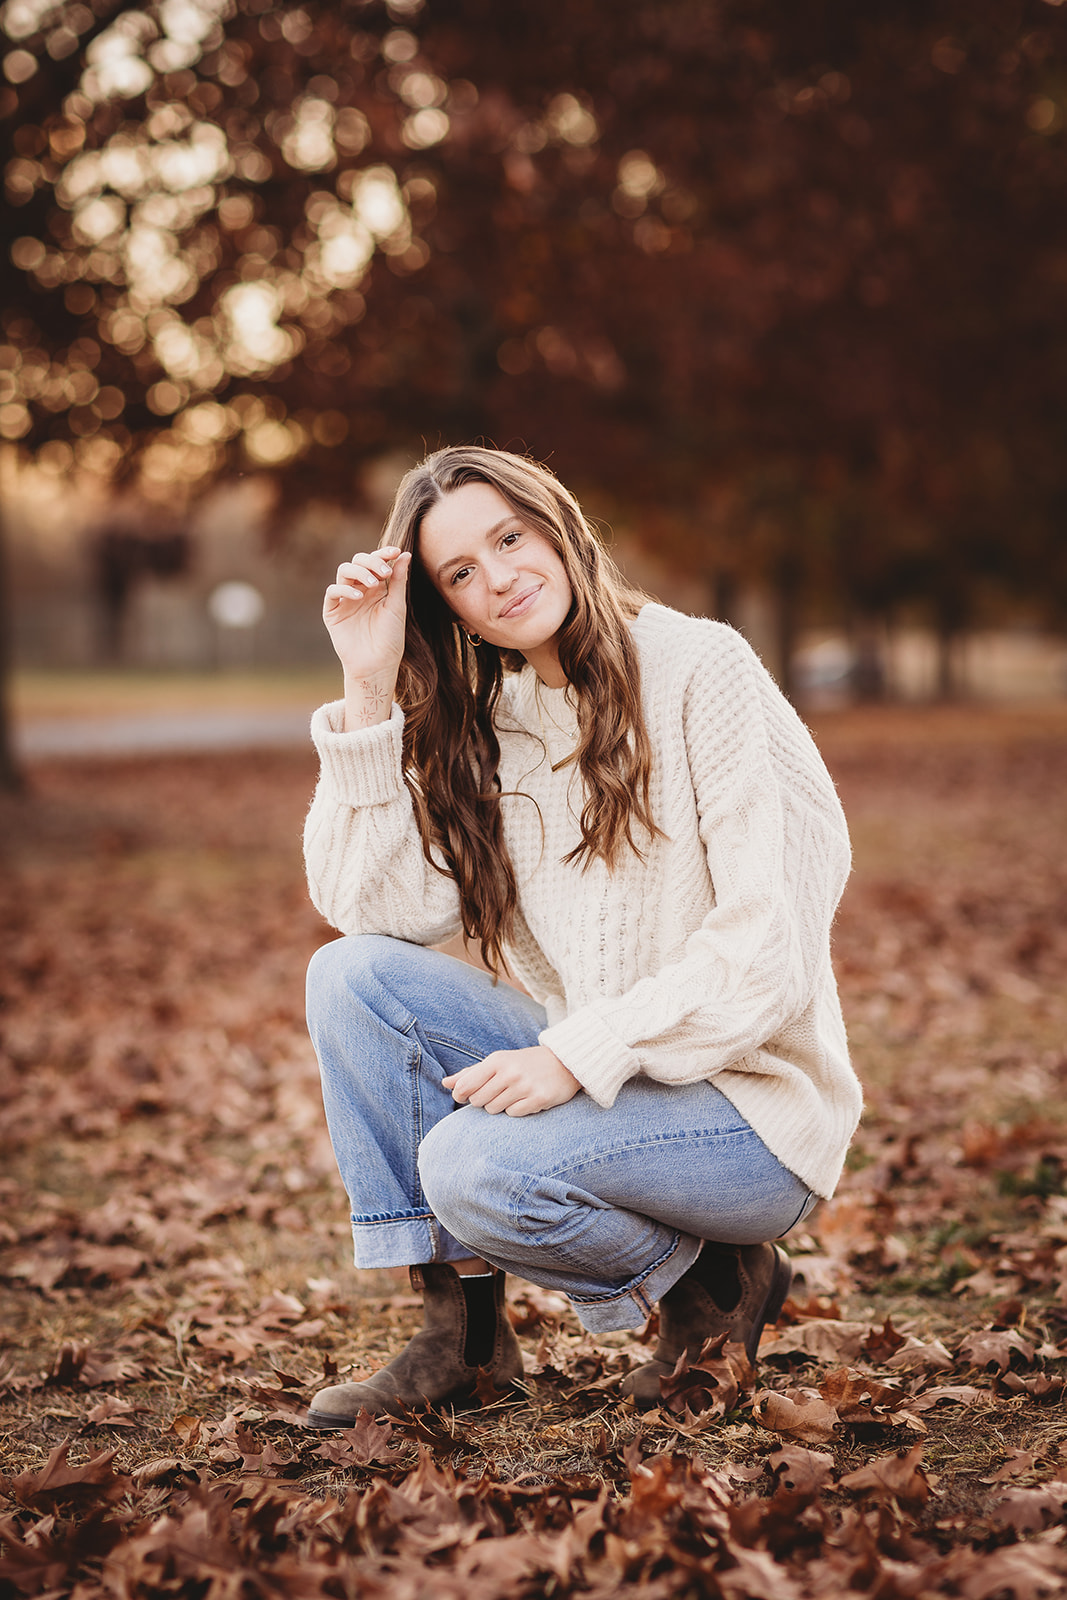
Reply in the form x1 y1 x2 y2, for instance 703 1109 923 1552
306 935 815 1334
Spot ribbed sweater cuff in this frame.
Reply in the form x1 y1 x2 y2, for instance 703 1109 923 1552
539 1010 639 1109
311 700 406 807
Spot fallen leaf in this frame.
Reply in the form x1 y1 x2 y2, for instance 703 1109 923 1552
997 1371 1065 1402
860 1316 907 1362
132 1456 188 1484
990 1481 1067 1534
168 1413 202 1446
1 1441 131 1509
883 1337 954 1373
767 1445 836 1494
659 1335 753 1417
980 1450 1036 1484
952 1266 1023 1297
79 1351 146 1387
818 1366 906 1426
238 1438 293 1475
287 1318 326 1338
310 1415 406 1467
718 1460 766 1485
945 1542 1067 1599
47 1344 146 1389
474 1365 513 1406
255 1290 306 1321
783 1255 849 1295
70 1242 147 1284
716 1542 809 1598
506 1284 570 1333
752 1388 839 1443
0 1514 69 1595
956 1327 1036 1372
810 1193 884 1259
760 1320 872 1364
85 1394 143 1427
839 1443 932 1509
906 1384 991 1413
779 1294 844 1322
231 1378 311 1421
0 1244 73 1291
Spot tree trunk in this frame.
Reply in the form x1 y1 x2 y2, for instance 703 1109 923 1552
850 614 887 702
933 590 966 702
775 552 801 703
712 569 739 630
0 505 24 793
935 625 955 701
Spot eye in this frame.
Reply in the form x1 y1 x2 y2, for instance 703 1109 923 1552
501 529 522 547
449 564 474 585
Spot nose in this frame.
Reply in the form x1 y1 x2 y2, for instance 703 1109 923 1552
483 555 516 592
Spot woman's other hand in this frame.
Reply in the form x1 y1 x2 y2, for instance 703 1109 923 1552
443 1045 580 1117
322 547 411 729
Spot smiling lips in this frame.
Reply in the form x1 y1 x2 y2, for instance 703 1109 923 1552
498 583 542 620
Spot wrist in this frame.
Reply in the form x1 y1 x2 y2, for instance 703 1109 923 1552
342 669 397 731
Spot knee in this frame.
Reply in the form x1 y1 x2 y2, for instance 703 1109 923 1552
419 1113 496 1250
305 934 396 1022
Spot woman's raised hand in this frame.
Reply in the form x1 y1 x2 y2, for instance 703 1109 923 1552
324 546 411 677
322 546 412 729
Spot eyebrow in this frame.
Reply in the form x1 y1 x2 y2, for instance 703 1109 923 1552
433 515 517 581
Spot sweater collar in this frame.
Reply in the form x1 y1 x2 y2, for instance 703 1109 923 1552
500 667 578 770
502 603 659 737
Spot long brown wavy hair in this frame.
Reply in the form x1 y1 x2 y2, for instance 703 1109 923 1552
381 445 661 971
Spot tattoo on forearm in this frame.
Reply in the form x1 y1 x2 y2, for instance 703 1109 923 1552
351 677 391 726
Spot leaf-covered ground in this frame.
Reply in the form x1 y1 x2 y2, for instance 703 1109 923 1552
1 704 1066 1598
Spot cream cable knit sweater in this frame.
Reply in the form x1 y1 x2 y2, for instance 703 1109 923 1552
304 604 862 1198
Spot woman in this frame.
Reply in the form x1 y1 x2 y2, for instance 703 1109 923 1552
302 445 861 1427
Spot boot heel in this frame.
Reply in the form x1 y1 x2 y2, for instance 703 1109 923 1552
745 1246 793 1364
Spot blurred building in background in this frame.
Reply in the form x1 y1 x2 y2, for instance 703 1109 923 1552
2 0 1066 717
8 447 1065 704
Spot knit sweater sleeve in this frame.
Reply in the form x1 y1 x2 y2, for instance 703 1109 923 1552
303 699 463 945
538 626 851 1106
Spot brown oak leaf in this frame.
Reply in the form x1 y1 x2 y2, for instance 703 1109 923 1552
1 1441 131 1509
906 1384 991 1413
659 1334 753 1417
768 1445 836 1494
85 1394 143 1427
839 1443 932 1509
883 1337 955 1374
310 1411 405 1466
990 1481 1067 1534
956 1327 1035 1373
980 1450 1037 1484
474 1364 514 1406
860 1315 907 1362
997 1371 1065 1402
819 1366 905 1425
752 1388 839 1443
760 1320 872 1364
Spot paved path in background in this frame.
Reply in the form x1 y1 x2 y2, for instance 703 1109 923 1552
15 707 316 758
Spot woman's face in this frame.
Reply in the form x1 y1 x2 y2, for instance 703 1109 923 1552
418 481 573 686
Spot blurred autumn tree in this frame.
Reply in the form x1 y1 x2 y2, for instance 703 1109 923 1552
2 0 1067 784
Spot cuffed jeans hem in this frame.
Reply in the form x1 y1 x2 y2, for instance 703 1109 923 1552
350 1214 474 1269
565 1230 703 1334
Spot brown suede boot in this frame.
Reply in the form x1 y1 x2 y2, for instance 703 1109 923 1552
305 1263 524 1428
620 1242 793 1407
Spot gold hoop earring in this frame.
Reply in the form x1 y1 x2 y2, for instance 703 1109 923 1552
465 632 482 646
